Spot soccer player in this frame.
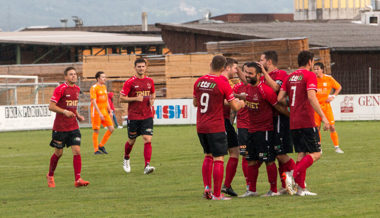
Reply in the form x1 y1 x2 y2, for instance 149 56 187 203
278 51 330 196
313 62 344 153
232 64 250 191
220 58 241 197
193 55 244 200
90 71 114 155
46 67 89 188
259 51 296 195
239 62 289 198
120 58 156 175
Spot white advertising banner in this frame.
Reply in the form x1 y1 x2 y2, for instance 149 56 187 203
152 99 197 125
330 94 380 120
0 104 55 131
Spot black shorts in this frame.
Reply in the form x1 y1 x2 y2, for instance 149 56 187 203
198 132 228 157
246 131 276 163
49 129 81 149
237 128 249 156
291 127 321 153
127 118 153 139
273 115 294 155
224 119 239 148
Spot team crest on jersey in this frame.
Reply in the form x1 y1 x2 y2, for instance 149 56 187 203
147 83 151 89
252 93 259 101
323 82 327 87
66 95 71 97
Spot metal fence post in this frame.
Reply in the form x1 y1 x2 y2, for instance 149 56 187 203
369 67 372 94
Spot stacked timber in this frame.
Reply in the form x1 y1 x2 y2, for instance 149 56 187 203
165 53 215 98
82 54 166 123
206 37 309 70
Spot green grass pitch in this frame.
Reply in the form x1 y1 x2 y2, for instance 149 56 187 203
1 121 380 217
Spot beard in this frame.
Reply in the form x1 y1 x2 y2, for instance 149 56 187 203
247 77 257 85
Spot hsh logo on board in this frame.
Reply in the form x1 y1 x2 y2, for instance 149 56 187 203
153 105 188 119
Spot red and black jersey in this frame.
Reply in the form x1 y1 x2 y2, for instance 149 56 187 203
120 75 155 120
281 69 318 129
246 82 278 133
193 74 235 134
50 83 80 132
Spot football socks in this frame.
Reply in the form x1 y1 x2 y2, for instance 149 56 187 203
224 157 238 188
73 155 82 181
48 153 60 177
202 156 213 189
213 160 224 198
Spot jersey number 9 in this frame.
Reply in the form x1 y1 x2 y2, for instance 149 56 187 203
200 93 209 113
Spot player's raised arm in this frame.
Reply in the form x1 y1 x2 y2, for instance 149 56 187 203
236 66 247 85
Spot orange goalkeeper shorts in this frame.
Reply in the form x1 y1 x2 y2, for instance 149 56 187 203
314 103 335 127
91 110 113 129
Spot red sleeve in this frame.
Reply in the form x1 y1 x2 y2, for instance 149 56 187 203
50 85 63 103
276 70 288 86
220 79 235 102
306 71 318 91
264 85 278 106
120 80 131 96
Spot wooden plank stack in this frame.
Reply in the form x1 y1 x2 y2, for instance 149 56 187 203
165 53 215 98
81 54 167 124
206 37 309 70
82 55 136 78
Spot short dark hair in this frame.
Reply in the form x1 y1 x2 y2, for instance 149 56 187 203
314 62 324 70
211 55 227 72
64 67 76 76
134 58 147 66
246 62 262 74
95 71 105 80
298 51 314 67
225 57 238 67
263 51 278 65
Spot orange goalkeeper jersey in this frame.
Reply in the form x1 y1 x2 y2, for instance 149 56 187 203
316 74 341 105
90 84 108 112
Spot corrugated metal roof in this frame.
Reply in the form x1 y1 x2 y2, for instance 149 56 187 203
157 22 380 51
0 31 163 46
22 24 161 34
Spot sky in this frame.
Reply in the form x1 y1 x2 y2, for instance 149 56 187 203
0 0 294 31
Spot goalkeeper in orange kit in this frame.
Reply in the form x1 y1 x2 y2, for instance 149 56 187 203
313 63 344 154
90 71 114 154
